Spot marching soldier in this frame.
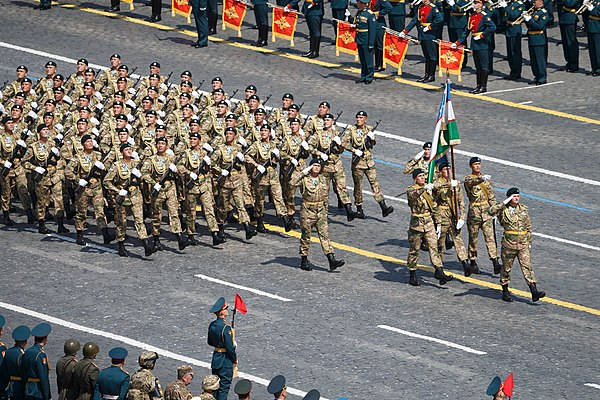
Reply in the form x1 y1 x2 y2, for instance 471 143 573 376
586 0 600 76
523 0 550 84
56 340 80 400
0 325 30 400
499 0 525 80
354 0 378 84
405 169 454 286
163 366 193 400
556 0 582 73
127 352 162 400
346 111 393 218
93 348 130 400
463 157 502 274
73 342 100 400
291 159 345 271
38 62 58 100
1 65 28 103
287 0 325 58
207 298 236 400
489 188 546 302
403 141 431 175
21 323 52 400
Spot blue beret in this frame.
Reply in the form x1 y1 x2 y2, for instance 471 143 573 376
0 315 5 328
234 379 252 395
302 389 320 400
209 297 226 313
31 322 52 337
267 375 286 394
12 325 31 341
109 347 128 359
486 376 502 396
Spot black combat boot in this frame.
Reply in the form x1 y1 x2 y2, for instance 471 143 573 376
3 211 14 226
474 70 489 94
501 284 513 302
246 206 256 222
226 210 238 224
378 200 394 217
300 256 312 271
212 231 223 246
217 224 226 242
76 230 86 246
326 253 344 271
283 215 293 232
176 233 190 250
308 37 321 59
57 217 70 234
243 222 257 240
143 238 155 256
461 260 472 277
102 227 116 244
38 220 51 234
153 235 164 251
303 37 315 57
470 259 480 274
422 61 436 83
445 232 454 250
337 197 344 209
26 208 35 224
492 258 502 275
409 270 420 286
434 267 454 285
106 0 120 12
187 234 199 246
256 217 267 233
355 205 365 219
344 203 357 222
469 70 482 94
529 283 546 302
118 241 128 257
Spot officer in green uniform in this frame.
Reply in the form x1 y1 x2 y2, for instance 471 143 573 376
388 0 407 31
233 379 252 399
500 0 525 80
56 340 81 400
523 0 550 84
354 0 378 84
556 0 582 72
207 298 237 400
21 323 52 400
252 0 270 47
447 0 470 67
372 0 393 72
586 0 600 76
266 375 286 400
93 348 130 400
331 0 350 39
287 0 324 58
189 0 209 48
0 325 30 400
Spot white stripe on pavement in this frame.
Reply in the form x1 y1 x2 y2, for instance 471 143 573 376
584 383 600 390
480 81 564 95
23 227 118 254
1 41 599 187
378 324 487 355
0 301 316 399
194 274 293 302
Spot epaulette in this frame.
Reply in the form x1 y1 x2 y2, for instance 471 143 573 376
367 9 375 14
541 8 547 12
482 11 487 15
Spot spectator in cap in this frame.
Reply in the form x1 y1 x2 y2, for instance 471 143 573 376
21 323 52 400
233 379 251 400
93 348 130 400
199 375 220 400
1 325 31 399
164 366 194 400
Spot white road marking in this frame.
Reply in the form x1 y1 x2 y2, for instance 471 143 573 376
518 101 533 105
0 301 316 399
346 186 408 204
194 274 293 302
584 383 600 390
378 324 487 355
23 227 118 254
1 41 599 187
481 81 564 95
532 232 600 252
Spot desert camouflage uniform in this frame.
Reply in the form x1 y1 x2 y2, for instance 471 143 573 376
127 369 162 400
163 381 191 400
406 184 443 271
463 173 498 260
346 124 383 205
433 176 467 262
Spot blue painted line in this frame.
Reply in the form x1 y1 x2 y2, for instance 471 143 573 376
341 152 592 212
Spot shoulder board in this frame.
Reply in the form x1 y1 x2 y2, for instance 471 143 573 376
430 3 437 8
541 8 547 12
366 9 374 14
481 11 487 15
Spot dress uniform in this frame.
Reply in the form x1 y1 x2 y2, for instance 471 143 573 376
147 0 163 22
208 0 219 34
288 0 325 58
524 0 550 84
56 340 80 400
488 188 546 302
447 0 470 67
190 0 209 48
0 325 30 400
252 0 270 47
556 0 582 72
371 0 393 71
501 0 525 80
72 342 100 400
331 0 350 39
93 348 130 400
21 323 52 400
585 0 600 76
388 0 407 31
207 298 236 400
483 0 498 74
266 375 286 399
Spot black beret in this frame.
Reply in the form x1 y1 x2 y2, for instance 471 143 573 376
1 116 12 124
45 99 56 105
43 112 54 118
45 61 57 67
309 158 321 166
53 74 65 81
17 65 28 72
142 96 154 103
147 86 159 92
15 91 26 97
254 107 266 115
181 70 192 77
437 162 450 171
84 68 95 74
213 88 225 94
506 187 520 197
79 106 91 112
12 104 23 110
288 117 301 124
412 168 425 179
247 94 259 101
145 110 157 116
260 124 271 130
79 95 91 100
216 100 229 107
212 77 223 83
422 141 432 149
77 118 88 124
245 85 257 91
120 143 132 152
149 62 161 68
118 65 129 71
114 90 126 97
180 92 192 99
116 77 128 83
356 111 368 117
180 81 193 88
225 113 237 120
83 82 94 88
37 124 48 133
112 101 124 107
149 73 160 79
156 124 166 130
289 104 300 111
77 58 89 65
155 136 167 144
110 53 121 59
54 87 65 93
22 78 32 83
469 156 481 165
115 114 127 121
182 104 193 110
190 117 200 124
282 93 294 100
224 127 236 134
323 113 334 119
319 101 331 108
189 132 201 139
117 127 129 133
80 134 93 144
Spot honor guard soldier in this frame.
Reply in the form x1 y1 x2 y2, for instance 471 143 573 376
190 0 209 48
456 0 496 93
354 0 378 84
500 0 525 80
372 0 393 72
163 366 193 400
72 342 100 400
346 111 393 218
331 0 350 39
21 323 52 400
287 0 325 58
585 0 600 76
127 351 162 400
405 169 454 286
0 325 30 400
199 375 219 400
388 0 407 31
233 379 251 400
523 0 550 84
56 340 80 400
291 159 345 271
447 0 470 67
402 0 444 82
207 298 237 400
489 188 546 302
252 0 270 46
463 157 502 274
93 348 130 400
147 0 163 22
556 0 581 72
266 375 286 400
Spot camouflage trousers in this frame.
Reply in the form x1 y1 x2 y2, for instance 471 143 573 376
115 190 148 241
35 179 64 220
1 170 31 212
151 183 182 235
438 219 468 262
242 167 255 207
280 170 298 216
351 166 383 205
407 228 443 271
467 214 498 260
299 202 332 256
500 243 537 286
255 169 286 218
186 189 219 234
322 160 351 204
217 177 250 224
75 182 107 231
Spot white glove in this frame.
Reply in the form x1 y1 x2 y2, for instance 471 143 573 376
128 88 136 95
124 113 134 123
168 163 177 173
522 13 532 21
157 110 165 118
55 123 64 133
236 152 245 162
63 95 73 105
166 149 175 156
498 0 507 7
237 137 247 147
91 127 100 137
157 119 164 126
333 136 341 145
283 6 291 12
160 83 168 91
367 131 375 140
0 90 3 99
436 225 442 239
451 179 458 187
473 35 482 41
450 42 458 49
3 161 12 169
28 110 38 120
119 189 128 197
31 102 38 110
271 148 280 157
189 172 198 180
221 169 229 177
256 165 265 174
132 151 140 160
17 139 27 148
78 178 88 187
424 183 434 191
126 99 136 108
191 90 200 99
354 149 363 157
158 95 166 104
56 133 64 141
153 183 162 192
131 168 141 178
94 161 105 170
302 165 312 175
92 139 99 148
587 2 594 10
95 103 104 111
423 26 430 32
446 0 455 6
503 194 515 205
399 31 406 38
456 219 465 230
51 147 59 156
191 105 198 113
301 140 309 150
94 92 103 101
203 155 211 165
202 143 214 153
127 137 135 145
290 158 298 166
482 174 491 181
90 117 100 126
414 150 424 160
320 153 329 161
126 123 133 132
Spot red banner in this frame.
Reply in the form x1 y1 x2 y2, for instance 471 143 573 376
171 0 191 23
383 31 410 75
222 0 248 37
272 7 299 46
438 40 466 82
335 21 358 60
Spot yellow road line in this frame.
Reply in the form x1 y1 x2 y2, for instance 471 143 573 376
264 223 600 317
58 3 600 126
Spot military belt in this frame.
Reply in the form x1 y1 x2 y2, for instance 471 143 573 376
357 29 369 32
213 347 227 353
10 376 21 381
528 30 544 34
389 0 405 2
438 205 450 209
102 395 119 399
412 213 431 217
473 32 483 37
591 15 600 20
450 12 466 16
27 378 41 383
562 6 577 12
303 201 326 206
470 201 487 206
420 23 431 27
504 230 529 235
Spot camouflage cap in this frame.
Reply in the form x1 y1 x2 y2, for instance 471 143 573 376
202 375 220 391
177 365 194 379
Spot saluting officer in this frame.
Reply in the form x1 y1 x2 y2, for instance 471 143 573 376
354 0 378 84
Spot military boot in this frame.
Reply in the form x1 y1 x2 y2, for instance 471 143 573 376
283 215 293 232
461 260 472 277
417 63 429 82
303 37 315 57
445 232 454 250
378 200 394 217
470 259 480 274
469 70 482 94
344 203 357 222
102 227 116 244
529 283 546 302
326 253 345 271
409 270 420 286
38 220 51 234
422 61 436 83
374 51 385 72
153 235 164 251
256 217 268 233
57 217 70 234
308 37 321 59
26 208 35 224
337 197 344 209
501 284 513 302
246 206 256 222
226 210 238 223
300 256 312 271
244 222 257 240
176 233 190 250
143 238 155 256
76 230 86 246
217 224 226 242
434 267 454 285
187 234 199 246
355 205 365 219
492 257 502 274
3 211 14 226
118 241 128 257
474 70 489 94
212 231 224 246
